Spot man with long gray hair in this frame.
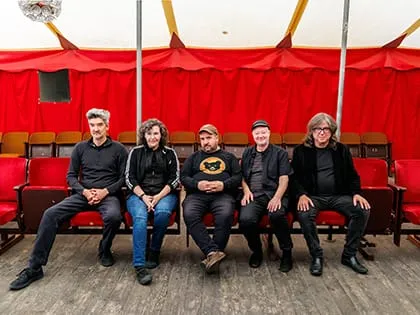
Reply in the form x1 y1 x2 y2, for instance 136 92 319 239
10 108 128 290
291 112 370 276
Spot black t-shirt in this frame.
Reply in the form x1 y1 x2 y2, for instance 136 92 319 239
316 148 336 196
249 152 264 197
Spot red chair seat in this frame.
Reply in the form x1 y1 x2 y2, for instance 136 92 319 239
124 211 177 227
70 211 104 226
0 202 17 225
316 210 346 226
203 210 239 226
402 204 420 225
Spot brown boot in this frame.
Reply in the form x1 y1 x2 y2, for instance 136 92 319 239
204 251 226 274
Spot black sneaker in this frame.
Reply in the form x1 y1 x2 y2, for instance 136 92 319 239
145 250 160 269
279 251 293 273
135 267 152 285
9 267 44 290
249 251 263 268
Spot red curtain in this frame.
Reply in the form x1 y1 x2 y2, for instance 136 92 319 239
0 48 419 159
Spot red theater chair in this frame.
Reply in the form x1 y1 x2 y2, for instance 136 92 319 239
393 160 420 247
353 158 395 259
20 158 70 233
0 158 27 254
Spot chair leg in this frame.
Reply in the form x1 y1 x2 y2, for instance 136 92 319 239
325 225 336 242
358 237 376 261
407 235 420 248
0 232 24 255
262 233 279 261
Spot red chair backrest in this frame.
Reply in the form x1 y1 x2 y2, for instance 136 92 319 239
28 158 70 186
0 158 27 201
394 160 420 203
353 158 388 187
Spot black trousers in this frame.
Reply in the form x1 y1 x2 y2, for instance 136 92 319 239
239 195 293 254
183 193 235 256
29 194 122 269
296 195 370 258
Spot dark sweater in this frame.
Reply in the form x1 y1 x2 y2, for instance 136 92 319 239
67 137 128 195
180 149 241 195
125 145 180 194
290 142 361 199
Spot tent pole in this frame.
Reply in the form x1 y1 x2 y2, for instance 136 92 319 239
136 0 142 141
336 0 350 140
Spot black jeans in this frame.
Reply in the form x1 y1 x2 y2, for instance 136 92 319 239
296 195 370 258
29 194 122 269
239 195 292 254
183 193 235 256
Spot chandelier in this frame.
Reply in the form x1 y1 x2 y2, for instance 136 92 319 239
18 0 62 23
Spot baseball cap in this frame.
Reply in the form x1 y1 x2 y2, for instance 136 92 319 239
252 120 270 130
199 124 219 136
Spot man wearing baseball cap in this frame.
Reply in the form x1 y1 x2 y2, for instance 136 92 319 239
181 124 241 274
239 120 293 271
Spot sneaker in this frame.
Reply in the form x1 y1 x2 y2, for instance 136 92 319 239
279 251 293 273
135 267 152 285
204 251 226 274
145 250 160 269
9 267 44 290
200 256 209 271
249 251 263 268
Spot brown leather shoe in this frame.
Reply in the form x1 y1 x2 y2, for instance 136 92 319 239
204 251 226 274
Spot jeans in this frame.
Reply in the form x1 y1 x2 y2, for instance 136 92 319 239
126 193 178 267
296 195 370 258
29 194 122 269
183 193 235 256
239 195 293 254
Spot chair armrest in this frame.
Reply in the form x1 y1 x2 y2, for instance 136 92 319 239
13 182 29 192
388 183 406 192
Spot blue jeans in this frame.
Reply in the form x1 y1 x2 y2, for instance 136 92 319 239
126 193 178 267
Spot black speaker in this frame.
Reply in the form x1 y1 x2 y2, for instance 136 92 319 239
38 69 70 102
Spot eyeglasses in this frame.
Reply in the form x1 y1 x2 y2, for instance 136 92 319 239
313 127 331 134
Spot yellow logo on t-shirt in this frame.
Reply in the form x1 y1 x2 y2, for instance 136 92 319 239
199 157 226 175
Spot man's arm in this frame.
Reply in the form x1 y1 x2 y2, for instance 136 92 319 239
267 175 288 211
106 146 128 195
180 154 199 192
222 155 242 191
66 143 85 194
290 147 308 199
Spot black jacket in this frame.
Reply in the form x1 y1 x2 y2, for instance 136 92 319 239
125 145 180 194
290 142 361 199
241 144 292 198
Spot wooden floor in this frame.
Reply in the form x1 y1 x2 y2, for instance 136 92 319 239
0 231 419 315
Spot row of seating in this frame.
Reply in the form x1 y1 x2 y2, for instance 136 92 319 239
0 131 391 162
1 157 419 257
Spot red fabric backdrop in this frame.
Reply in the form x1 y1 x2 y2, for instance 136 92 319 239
0 48 419 159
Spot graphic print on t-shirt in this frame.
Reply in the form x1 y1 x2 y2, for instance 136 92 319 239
200 157 226 175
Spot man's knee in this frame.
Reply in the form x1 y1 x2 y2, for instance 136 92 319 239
268 207 287 223
297 208 317 224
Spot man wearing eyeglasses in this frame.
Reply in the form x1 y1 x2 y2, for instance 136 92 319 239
291 113 370 276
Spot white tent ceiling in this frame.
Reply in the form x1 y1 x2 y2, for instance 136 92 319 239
1 0 419 50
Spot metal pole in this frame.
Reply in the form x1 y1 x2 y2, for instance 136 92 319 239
136 0 142 142
336 0 350 140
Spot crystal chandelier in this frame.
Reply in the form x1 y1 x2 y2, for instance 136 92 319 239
18 0 62 23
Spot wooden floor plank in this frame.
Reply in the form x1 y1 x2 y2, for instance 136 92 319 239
1 232 419 315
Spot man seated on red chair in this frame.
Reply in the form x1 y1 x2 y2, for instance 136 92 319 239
291 112 370 276
181 124 241 274
239 120 293 271
10 108 128 290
